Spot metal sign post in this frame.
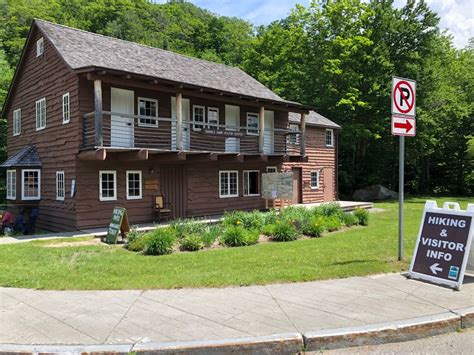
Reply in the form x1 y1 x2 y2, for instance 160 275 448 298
391 76 416 261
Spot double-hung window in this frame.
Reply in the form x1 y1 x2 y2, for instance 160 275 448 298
325 129 334 147
99 171 117 201
36 37 44 57
138 97 158 127
22 169 41 200
6 170 16 200
246 112 259 135
193 105 205 131
207 107 219 129
219 171 238 198
310 171 320 189
243 170 259 196
36 98 46 131
56 171 65 201
126 170 142 200
13 109 21 136
62 93 70 124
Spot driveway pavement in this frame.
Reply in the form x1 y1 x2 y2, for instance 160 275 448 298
0 273 473 346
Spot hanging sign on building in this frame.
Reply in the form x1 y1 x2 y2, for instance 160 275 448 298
409 201 474 290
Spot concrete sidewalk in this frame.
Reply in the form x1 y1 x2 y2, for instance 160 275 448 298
0 273 472 351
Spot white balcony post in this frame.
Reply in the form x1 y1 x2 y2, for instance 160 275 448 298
94 79 103 147
259 106 265 153
176 92 183 151
300 112 306 156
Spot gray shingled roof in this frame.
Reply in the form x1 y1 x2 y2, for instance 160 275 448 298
35 19 289 104
289 111 341 129
1 145 42 167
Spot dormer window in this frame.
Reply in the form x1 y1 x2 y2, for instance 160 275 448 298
36 37 44 57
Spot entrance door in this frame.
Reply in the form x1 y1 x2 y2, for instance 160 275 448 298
323 167 335 201
111 88 134 148
225 104 240 152
292 168 302 204
171 97 190 150
263 110 274 154
160 166 187 219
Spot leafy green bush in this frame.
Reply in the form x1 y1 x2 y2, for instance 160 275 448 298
127 234 147 252
201 224 222 247
222 210 264 230
126 226 144 247
270 220 299 242
323 216 343 232
342 213 358 227
318 203 345 220
262 209 279 225
179 234 203 251
279 206 310 225
170 218 205 239
143 228 176 255
303 216 326 238
220 226 259 247
354 208 369 226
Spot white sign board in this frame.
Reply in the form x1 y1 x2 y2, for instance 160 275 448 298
391 115 416 137
392 77 416 117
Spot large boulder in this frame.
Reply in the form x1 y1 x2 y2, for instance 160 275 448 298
353 185 398 201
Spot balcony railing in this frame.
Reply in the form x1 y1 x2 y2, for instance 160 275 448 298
82 111 302 155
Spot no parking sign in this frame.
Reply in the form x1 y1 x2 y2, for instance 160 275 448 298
392 77 416 117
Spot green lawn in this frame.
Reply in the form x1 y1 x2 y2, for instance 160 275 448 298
0 197 471 290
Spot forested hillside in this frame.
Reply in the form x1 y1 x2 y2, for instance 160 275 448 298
0 0 472 196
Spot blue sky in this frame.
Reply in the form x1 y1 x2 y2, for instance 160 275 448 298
153 0 473 48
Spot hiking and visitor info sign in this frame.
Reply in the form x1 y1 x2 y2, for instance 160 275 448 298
409 201 474 290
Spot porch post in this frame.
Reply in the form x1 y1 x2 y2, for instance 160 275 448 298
94 79 103 147
259 106 265 153
300 113 306 156
176 92 183 151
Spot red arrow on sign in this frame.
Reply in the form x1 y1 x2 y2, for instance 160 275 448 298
394 119 413 133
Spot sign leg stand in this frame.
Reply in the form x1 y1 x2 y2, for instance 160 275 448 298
398 136 404 261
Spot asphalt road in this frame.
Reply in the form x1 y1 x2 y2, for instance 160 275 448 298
311 329 474 354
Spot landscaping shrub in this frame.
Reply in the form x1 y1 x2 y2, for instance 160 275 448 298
269 220 299 242
179 234 204 251
318 203 345 220
354 208 369 226
201 224 222 247
142 228 176 255
170 218 205 239
303 216 326 238
220 226 259 247
279 206 310 225
342 213 358 227
127 234 147 252
222 210 264 231
323 216 343 232
262 208 279 225
126 226 143 245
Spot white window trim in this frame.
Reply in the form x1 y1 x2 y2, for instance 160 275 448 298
6 170 16 200
219 170 239 198
243 170 260 197
246 112 259 136
21 169 41 201
207 107 219 129
325 129 334 147
13 108 21 136
192 105 206 131
99 170 117 202
62 92 70 124
36 37 44 57
137 97 159 127
266 166 277 173
126 170 143 200
35 98 46 131
310 170 320 189
56 171 65 201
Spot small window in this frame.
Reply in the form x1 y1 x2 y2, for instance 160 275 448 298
138 97 158 127
246 112 259 135
126 170 142 200
219 171 238 198
310 171 320 189
22 169 41 200
35 98 46 131
13 109 21 136
243 170 259 196
266 166 277 173
325 129 334 147
6 170 16 200
62 93 70 124
56 171 65 201
207 107 219 129
193 105 205 131
36 37 44 57
99 170 117 201
288 124 299 145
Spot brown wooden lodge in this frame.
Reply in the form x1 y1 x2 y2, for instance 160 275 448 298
1 19 341 232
